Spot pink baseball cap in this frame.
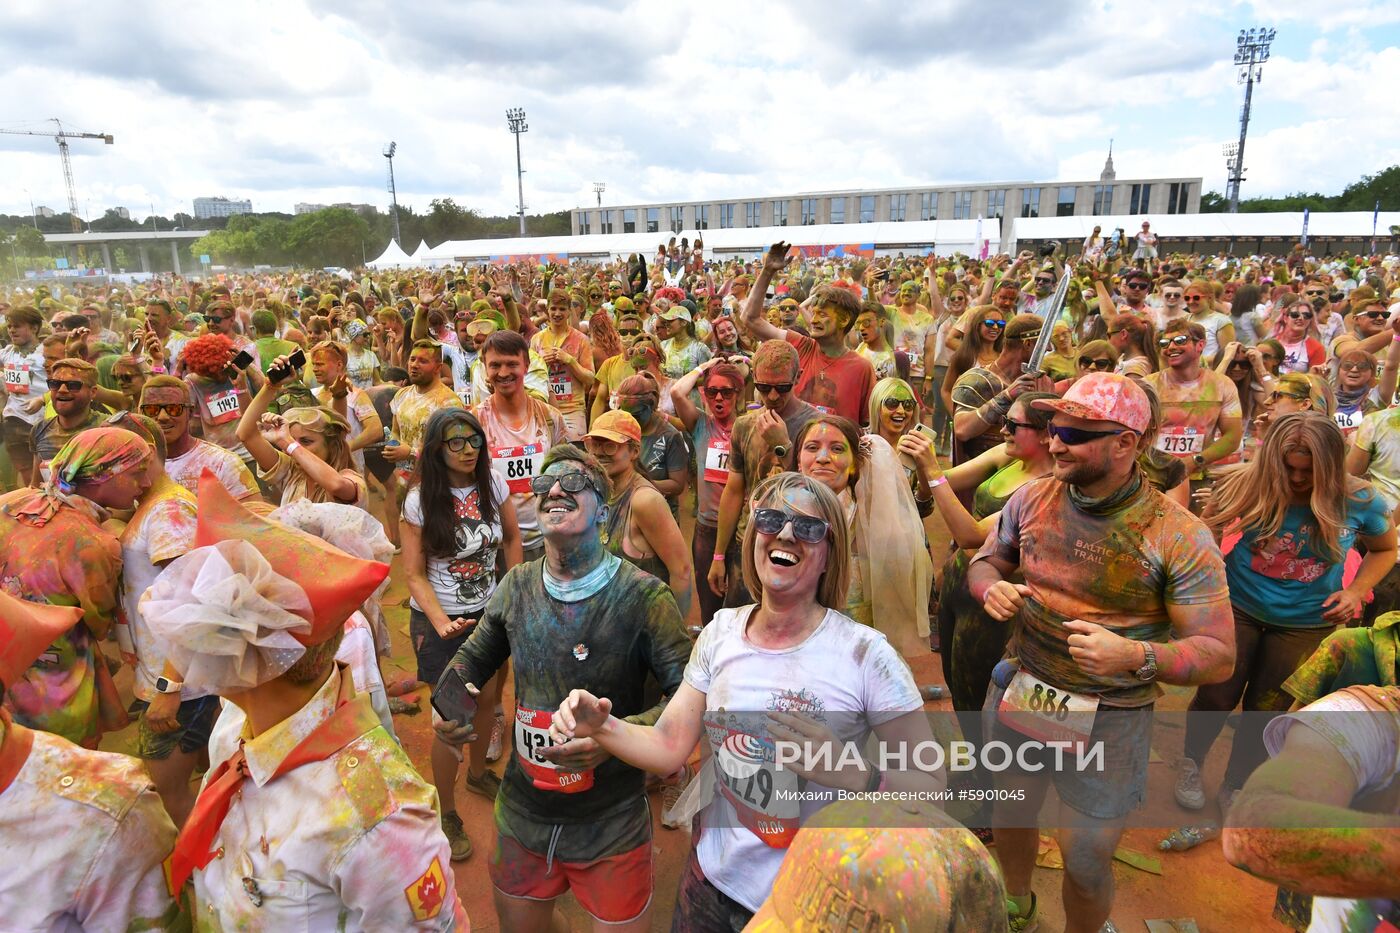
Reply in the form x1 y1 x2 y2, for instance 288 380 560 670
1031 372 1150 433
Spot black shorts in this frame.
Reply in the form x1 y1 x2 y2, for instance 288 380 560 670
132 694 221 760
410 608 473 686
363 447 395 483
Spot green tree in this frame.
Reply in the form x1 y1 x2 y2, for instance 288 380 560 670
14 225 45 257
285 208 371 267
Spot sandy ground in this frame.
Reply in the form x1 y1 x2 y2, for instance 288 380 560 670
100 493 1280 932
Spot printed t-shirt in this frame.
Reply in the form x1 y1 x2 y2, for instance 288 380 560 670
0 343 46 423
783 330 875 425
1263 686 1400 933
972 476 1229 706
1278 337 1326 374
1283 615 1400 706
447 559 692 826
531 328 592 414
1144 369 1242 466
118 480 199 702
164 439 258 501
474 395 567 551
1226 490 1390 627
1353 408 1400 513
184 373 252 460
402 472 508 616
692 413 733 526
890 307 934 379
0 492 122 745
640 420 688 500
346 345 380 389
440 342 474 394
389 382 462 454
258 450 367 509
685 605 923 911
855 343 896 380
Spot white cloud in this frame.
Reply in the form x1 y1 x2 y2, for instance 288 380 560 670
0 0 1395 225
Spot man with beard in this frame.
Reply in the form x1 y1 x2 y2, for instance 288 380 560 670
434 446 690 933
967 373 1234 933
29 358 106 479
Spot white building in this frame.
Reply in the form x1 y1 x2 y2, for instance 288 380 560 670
110 206 131 220
34 205 55 218
193 196 253 219
295 201 375 215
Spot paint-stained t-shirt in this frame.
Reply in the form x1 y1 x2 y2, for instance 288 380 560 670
1143 369 1241 464
447 558 692 824
972 476 1229 707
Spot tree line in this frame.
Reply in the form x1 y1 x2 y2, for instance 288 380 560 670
1200 165 1400 214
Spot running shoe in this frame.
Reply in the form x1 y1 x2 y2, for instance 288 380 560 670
441 812 472 861
1007 893 1039 932
1174 758 1205 810
486 711 504 762
465 768 502 801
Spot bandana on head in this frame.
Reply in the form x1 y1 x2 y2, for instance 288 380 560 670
4 427 151 527
343 319 368 340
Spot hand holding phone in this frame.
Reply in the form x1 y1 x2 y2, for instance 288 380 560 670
898 422 939 472
230 348 255 371
432 667 479 729
268 348 306 384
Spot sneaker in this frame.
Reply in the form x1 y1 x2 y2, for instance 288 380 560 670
486 712 504 762
1174 758 1206 810
1007 893 1039 933
441 812 472 861
465 768 502 801
661 764 694 830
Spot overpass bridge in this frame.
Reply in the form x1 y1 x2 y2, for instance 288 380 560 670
41 230 211 274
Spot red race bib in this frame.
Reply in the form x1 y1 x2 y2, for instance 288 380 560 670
514 704 594 793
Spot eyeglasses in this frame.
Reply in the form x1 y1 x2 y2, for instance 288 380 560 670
530 470 604 499
882 397 917 411
703 386 737 399
981 319 1006 329
1048 424 1130 445
1005 419 1038 433
1078 356 1115 371
1158 335 1192 348
1287 311 1314 321
46 378 87 392
1339 361 1374 373
752 507 830 544
444 434 485 452
755 382 794 395
1269 390 1308 402
140 403 188 417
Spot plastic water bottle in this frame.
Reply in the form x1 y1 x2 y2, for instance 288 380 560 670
1158 824 1219 851
991 659 1018 690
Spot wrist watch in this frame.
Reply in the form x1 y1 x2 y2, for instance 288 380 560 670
1133 643 1158 682
154 675 183 695
772 444 789 460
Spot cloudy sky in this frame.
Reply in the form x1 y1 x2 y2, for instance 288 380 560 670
2 0 1398 224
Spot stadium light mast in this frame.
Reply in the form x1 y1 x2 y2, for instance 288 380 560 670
593 182 606 207
1227 27 1276 213
507 108 528 236
383 142 401 247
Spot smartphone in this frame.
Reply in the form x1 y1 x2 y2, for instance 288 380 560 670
230 348 255 371
268 347 306 383
128 335 143 354
899 422 938 471
432 667 478 724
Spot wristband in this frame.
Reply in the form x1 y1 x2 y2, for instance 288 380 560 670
929 475 949 489
285 441 302 456
150 365 167 375
1392 334 1400 344
712 553 726 563
863 766 882 793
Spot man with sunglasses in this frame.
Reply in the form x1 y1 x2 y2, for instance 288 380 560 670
1095 267 1153 319
433 446 690 933
1329 296 1394 364
30 358 106 478
1152 278 1188 331
203 299 260 372
967 373 1234 933
1145 319 1243 502
139 375 258 503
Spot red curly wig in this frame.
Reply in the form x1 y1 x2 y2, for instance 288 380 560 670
182 332 234 379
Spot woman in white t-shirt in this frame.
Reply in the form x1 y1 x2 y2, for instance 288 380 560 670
547 472 936 926
401 406 521 861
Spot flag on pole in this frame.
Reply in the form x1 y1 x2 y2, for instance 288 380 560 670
976 215 988 259
1301 208 1310 247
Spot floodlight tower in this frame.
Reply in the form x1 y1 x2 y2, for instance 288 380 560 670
593 182 606 207
1227 27 1276 213
383 142 401 247
507 108 528 236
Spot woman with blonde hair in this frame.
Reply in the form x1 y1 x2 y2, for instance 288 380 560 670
1179 411 1395 813
547 471 933 927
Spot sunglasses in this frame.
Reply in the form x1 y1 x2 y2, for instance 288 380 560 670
1158 335 1192 349
140 403 188 417
206 316 227 325
46 378 87 392
703 386 737 399
1005 419 1038 433
1339 361 1374 373
113 371 142 383
882 397 917 412
1287 311 1314 321
1123 281 1149 289
1304 290 1326 297
1359 311 1388 321
1034 278 1054 286
1270 390 1308 402
949 295 968 302
755 382 794 395
1227 357 1251 368
1048 424 1129 445
1183 295 1207 303
752 507 830 544
981 319 1006 329
617 328 642 337
444 434 485 452
530 470 604 499
1078 357 1114 370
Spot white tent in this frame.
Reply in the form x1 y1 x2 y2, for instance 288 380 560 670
1008 211 1400 253
366 238 413 269
409 240 431 262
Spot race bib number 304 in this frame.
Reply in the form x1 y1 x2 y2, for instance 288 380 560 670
997 668 1099 750
494 443 541 494
514 704 594 793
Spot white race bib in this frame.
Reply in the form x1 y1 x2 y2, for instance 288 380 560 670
206 388 241 424
1155 426 1204 456
997 668 1099 749
494 443 541 495
3 363 31 395
547 365 573 404
1334 409 1365 432
703 439 731 485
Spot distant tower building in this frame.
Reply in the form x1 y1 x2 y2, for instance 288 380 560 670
193 196 253 219
112 206 131 220
34 205 56 218
1100 141 1116 182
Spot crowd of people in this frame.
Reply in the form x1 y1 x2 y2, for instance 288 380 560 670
1 233 1398 931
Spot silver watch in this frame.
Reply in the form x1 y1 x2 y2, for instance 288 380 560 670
1133 643 1157 682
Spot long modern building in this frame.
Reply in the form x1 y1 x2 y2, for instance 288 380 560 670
571 155 1201 237
192 196 252 219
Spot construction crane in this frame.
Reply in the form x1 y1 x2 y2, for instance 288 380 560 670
0 119 114 232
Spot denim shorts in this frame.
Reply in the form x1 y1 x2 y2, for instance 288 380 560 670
133 694 221 760
409 608 473 687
